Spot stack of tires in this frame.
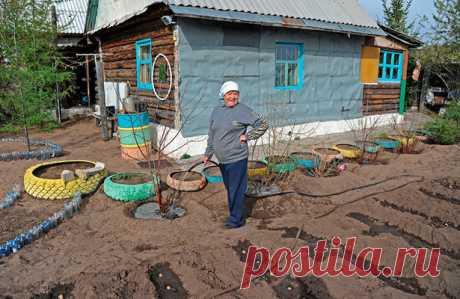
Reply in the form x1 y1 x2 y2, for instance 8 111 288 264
117 112 152 161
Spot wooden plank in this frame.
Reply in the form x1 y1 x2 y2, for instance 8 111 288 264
364 88 401 95
103 31 173 50
364 94 401 100
364 83 401 89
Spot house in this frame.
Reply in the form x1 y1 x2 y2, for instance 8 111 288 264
87 0 422 158
55 0 97 109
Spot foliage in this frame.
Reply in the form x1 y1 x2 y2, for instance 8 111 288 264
381 0 416 34
432 0 460 47
424 100 460 144
0 0 71 129
444 99 460 125
415 0 460 93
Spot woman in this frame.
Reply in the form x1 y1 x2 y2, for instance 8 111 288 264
203 81 268 229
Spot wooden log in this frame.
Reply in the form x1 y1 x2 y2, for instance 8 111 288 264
364 83 401 89
103 31 173 50
364 94 401 99
364 88 401 95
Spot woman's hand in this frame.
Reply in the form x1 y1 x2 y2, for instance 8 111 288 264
203 155 209 165
240 134 247 144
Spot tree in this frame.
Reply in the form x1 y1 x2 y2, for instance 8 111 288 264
0 0 71 146
417 0 459 94
431 0 460 57
381 0 415 34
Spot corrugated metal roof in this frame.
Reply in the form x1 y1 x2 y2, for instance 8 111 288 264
92 0 380 33
56 0 88 34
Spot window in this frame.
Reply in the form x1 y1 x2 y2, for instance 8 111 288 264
378 50 403 83
274 43 303 90
136 39 152 90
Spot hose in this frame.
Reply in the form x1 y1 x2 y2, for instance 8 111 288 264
245 174 424 199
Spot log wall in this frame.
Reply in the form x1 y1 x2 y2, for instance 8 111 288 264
363 84 400 115
100 9 176 127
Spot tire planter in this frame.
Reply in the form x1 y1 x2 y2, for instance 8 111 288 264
117 112 150 128
388 135 417 146
332 144 362 159
120 142 151 161
0 138 63 161
24 160 107 200
265 156 296 174
354 141 381 153
166 171 206 191
103 173 156 202
290 152 320 169
202 166 223 184
118 125 152 146
247 160 268 177
313 148 343 163
374 138 400 150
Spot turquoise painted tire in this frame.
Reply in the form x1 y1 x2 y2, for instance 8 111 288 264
290 152 320 169
117 112 150 129
118 126 151 146
103 173 156 202
203 166 223 184
374 139 400 150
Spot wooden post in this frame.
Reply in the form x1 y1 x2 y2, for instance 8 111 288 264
95 58 109 140
85 56 91 107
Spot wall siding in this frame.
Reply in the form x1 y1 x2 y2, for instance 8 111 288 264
177 18 365 137
100 10 176 127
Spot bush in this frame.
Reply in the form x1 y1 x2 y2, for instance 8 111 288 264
444 100 460 125
424 118 460 145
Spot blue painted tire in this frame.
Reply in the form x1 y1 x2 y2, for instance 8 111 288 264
374 139 400 150
290 152 320 169
203 166 223 184
117 112 150 129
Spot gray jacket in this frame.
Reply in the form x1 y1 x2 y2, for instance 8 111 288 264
205 102 268 164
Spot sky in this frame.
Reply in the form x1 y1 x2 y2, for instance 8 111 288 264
359 0 435 34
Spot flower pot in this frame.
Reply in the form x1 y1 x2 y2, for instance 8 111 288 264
332 144 362 159
265 156 296 174
312 148 343 163
290 152 320 169
247 160 268 177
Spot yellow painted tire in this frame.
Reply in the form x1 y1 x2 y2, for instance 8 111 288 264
388 135 417 146
332 144 362 159
248 165 268 177
24 160 108 200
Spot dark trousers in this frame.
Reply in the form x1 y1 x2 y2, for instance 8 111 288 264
219 158 248 227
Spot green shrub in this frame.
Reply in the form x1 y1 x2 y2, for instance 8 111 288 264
444 100 460 125
424 118 460 145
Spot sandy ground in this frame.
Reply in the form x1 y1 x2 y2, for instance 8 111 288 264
0 116 459 299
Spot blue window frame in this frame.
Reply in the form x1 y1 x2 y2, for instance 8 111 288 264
378 50 403 83
274 43 303 90
136 39 152 90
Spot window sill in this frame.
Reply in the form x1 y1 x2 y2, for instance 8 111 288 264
273 86 302 91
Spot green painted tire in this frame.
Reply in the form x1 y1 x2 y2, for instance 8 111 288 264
265 156 296 174
103 173 156 202
118 125 151 146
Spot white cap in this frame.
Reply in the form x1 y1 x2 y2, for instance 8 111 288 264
219 81 239 98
